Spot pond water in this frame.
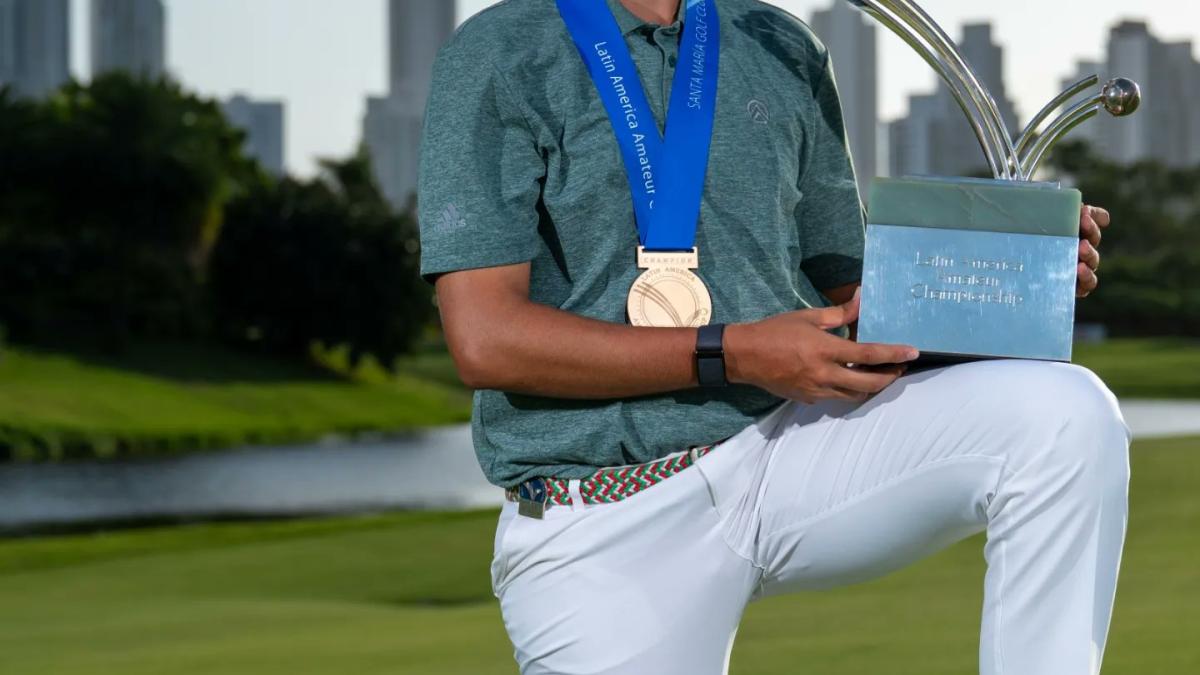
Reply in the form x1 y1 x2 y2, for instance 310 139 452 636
2 399 1197 533
0 425 498 534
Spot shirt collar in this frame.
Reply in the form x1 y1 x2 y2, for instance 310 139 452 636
604 0 686 36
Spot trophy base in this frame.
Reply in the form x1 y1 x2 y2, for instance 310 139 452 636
857 177 1082 363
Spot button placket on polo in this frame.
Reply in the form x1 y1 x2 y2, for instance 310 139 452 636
652 24 681 112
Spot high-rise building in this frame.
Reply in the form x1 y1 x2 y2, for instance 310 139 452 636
938 23 1020 176
1162 41 1200 167
363 0 457 208
958 25 1018 129
0 0 70 99
1058 60 1106 153
91 0 166 79
810 1 878 192
1103 21 1156 165
0 1 15 91
888 92 940 177
224 95 286 176
889 22 1019 178
1059 22 1200 169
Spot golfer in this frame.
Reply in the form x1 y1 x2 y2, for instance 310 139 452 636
417 1 1130 673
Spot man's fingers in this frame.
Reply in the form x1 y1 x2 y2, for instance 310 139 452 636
827 365 903 395
835 341 920 365
1077 263 1098 297
1080 205 1102 247
804 387 866 403
1079 239 1101 272
824 388 866 402
803 287 861 329
854 363 909 378
1078 203 1107 296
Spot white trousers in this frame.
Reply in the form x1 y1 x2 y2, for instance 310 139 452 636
490 360 1133 675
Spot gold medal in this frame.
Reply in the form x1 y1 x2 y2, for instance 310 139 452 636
626 247 712 327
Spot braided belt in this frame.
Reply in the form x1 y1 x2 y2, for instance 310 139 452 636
505 444 717 519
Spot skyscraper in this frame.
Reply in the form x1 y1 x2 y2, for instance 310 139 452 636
1059 60 1106 153
91 0 166 79
0 0 70 99
364 0 457 208
810 1 878 192
1162 41 1200 167
1061 22 1200 169
939 23 1020 176
1116 25 1200 168
887 93 933 177
224 95 287 176
1103 21 1156 165
889 22 1018 178
0 1 15 91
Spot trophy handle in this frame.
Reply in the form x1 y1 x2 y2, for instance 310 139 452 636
1015 74 1100 158
1020 102 1100 177
851 1 1011 179
1020 78 1141 177
888 0 1024 179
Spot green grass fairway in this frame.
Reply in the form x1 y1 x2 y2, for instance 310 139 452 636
1 437 1196 674
1074 338 1200 399
0 343 470 461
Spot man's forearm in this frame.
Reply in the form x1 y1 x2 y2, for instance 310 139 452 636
436 266 882 401
444 295 701 399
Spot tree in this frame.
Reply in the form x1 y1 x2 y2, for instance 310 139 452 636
209 147 431 367
0 74 255 348
1048 141 1200 335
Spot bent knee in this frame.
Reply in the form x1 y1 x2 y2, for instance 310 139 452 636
1022 363 1131 486
953 360 1131 471
986 362 1127 435
1048 364 1131 446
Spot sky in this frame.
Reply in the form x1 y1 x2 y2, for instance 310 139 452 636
67 0 1200 177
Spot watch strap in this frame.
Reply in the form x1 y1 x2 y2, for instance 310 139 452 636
696 323 728 387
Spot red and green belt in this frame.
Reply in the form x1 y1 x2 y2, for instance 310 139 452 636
505 444 718 519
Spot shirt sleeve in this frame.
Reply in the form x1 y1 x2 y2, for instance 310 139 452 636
794 52 866 291
417 35 546 282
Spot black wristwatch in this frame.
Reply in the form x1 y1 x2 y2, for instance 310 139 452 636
695 323 728 388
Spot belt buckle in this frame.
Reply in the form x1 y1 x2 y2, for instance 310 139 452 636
516 478 549 520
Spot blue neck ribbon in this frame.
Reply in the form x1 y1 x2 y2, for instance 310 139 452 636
557 0 721 252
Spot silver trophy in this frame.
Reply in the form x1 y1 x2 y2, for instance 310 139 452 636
848 0 1141 179
849 0 1143 362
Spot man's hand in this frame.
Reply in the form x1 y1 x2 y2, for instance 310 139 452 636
724 290 920 404
1078 204 1110 298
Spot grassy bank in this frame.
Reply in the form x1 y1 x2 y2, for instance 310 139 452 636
0 342 470 462
0 436 1196 674
0 337 1196 462
1074 338 1200 399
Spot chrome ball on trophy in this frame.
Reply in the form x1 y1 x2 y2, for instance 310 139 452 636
1101 77 1142 116
1017 76 1142 177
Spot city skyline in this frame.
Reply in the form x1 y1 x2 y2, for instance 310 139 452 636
364 0 456 207
43 0 1200 177
810 1 876 193
223 94 286 176
91 0 165 78
0 0 70 99
889 22 1023 178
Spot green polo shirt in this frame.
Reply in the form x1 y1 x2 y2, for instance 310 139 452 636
418 0 865 488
